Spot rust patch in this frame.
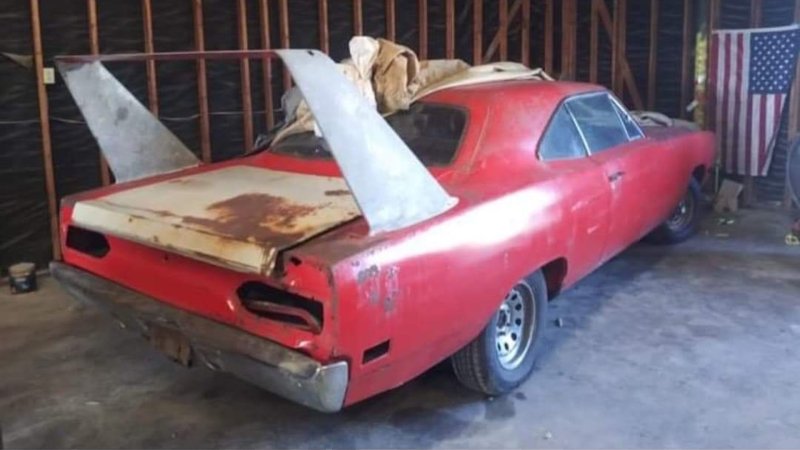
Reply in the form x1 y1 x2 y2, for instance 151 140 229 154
181 193 317 244
324 189 350 196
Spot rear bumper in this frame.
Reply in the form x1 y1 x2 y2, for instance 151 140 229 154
50 262 348 412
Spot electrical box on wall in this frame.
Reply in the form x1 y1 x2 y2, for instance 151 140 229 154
43 67 55 85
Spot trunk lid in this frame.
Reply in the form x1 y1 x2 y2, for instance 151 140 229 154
71 165 360 275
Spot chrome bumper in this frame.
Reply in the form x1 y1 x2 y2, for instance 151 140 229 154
50 262 348 412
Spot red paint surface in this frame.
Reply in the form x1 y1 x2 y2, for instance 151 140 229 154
59 80 715 406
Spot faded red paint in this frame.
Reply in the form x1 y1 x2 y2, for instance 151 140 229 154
57 80 715 408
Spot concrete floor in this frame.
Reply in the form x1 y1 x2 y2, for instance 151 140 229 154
2 207 799 449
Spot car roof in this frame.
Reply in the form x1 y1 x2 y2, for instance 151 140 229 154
421 79 605 106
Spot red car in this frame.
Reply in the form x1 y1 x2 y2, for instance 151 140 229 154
52 50 714 412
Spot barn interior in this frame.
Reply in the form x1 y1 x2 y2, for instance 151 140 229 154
1 0 800 448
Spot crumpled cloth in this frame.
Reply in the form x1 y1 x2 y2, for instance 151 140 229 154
274 36 549 143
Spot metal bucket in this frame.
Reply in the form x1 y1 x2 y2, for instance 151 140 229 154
8 262 37 294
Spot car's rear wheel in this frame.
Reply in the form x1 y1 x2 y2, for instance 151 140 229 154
451 271 547 396
647 178 703 245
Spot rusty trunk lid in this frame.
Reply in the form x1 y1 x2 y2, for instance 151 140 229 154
71 165 360 274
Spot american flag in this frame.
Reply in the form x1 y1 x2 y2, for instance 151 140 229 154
709 24 800 176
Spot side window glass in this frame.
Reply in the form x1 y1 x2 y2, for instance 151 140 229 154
612 99 644 140
538 106 587 161
566 94 629 153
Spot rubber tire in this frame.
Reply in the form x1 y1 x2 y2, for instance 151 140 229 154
451 270 548 396
647 178 703 245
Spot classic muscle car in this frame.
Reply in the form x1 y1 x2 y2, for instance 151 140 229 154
52 50 714 412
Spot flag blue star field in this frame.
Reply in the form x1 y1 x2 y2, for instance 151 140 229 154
709 24 800 176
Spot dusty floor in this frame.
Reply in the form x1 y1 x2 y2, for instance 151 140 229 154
1 207 799 449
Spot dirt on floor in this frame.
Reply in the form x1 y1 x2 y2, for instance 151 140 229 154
1 206 799 449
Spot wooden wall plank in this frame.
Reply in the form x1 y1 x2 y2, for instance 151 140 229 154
561 0 577 79
192 0 212 162
709 0 720 30
499 0 508 61
446 0 455 59
791 0 800 139
29 0 61 259
595 0 643 109
86 0 111 184
647 0 659 110
236 0 254 152
590 0 598 83
353 0 363 36
785 0 800 208
680 0 693 118
521 0 530 66
473 0 482 64
544 0 553 73
483 0 522 63
258 0 274 129
279 0 291 92
743 0 763 205
611 0 627 96
750 0 763 29
386 0 396 42
141 0 159 115
418 0 428 59
319 0 329 54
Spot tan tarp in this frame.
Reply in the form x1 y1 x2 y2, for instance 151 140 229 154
274 36 552 143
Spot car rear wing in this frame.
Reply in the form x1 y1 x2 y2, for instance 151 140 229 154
56 50 457 234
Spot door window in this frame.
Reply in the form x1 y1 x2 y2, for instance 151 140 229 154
566 93 630 153
538 105 588 161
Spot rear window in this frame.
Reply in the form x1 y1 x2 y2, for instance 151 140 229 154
271 103 467 166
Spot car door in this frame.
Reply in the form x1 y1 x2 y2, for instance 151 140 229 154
537 103 611 281
565 92 657 261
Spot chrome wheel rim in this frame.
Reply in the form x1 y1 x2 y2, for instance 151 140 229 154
666 190 695 231
495 283 536 370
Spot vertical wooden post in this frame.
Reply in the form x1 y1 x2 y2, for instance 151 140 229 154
612 0 627 97
709 0 720 30
743 0 763 205
785 0 800 208
445 0 455 59
590 0 598 83
544 0 553 74
499 0 508 61
86 0 111 185
418 0 428 59
386 0 396 42
647 0 659 110
790 0 800 140
750 0 763 29
29 0 61 260
279 0 291 92
561 0 577 80
236 0 254 151
521 0 530 66
192 0 212 162
353 0 363 36
319 0 329 54
680 0 693 119
258 0 275 129
141 0 158 115
473 0 483 64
